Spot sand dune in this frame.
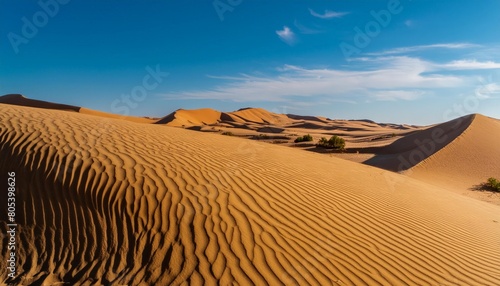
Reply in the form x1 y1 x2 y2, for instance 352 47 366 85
229 108 292 125
408 114 500 203
79 108 157 124
0 94 81 112
1 104 500 285
156 106 421 150
0 94 156 124
363 115 472 171
157 108 222 126
358 114 500 204
157 107 292 127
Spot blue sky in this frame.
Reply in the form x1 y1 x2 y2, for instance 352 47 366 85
1 0 500 124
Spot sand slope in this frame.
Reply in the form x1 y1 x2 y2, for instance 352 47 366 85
0 94 80 112
78 108 156 124
156 108 222 126
0 94 155 124
1 104 499 285
363 115 473 171
228 108 292 125
408 114 500 202
156 107 293 127
156 107 421 150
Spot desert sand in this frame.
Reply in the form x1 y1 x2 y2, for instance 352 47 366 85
1 100 500 285
0 94 156 124
407 114 500 204
158 106 500 205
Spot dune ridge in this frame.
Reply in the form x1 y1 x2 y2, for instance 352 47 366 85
0 94 156 124
156 107 293 127
408 114 500 201
0 94 81 112
156 108 222 126
363 114 473 171
1 104 500 285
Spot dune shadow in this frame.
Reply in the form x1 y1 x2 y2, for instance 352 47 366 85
363 115 474 172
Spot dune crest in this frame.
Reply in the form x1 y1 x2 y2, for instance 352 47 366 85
0 94 81 112
1 104 500 285
408 114 500 200
156 107 292 127
156 108 222 126
364 114 473 171
0 94 156 124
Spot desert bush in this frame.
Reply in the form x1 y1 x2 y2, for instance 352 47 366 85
318 137 328 145
487 177 500 192
294 134 313 143
221 131 234 136
328 135 346 150
317 135 345 150
302 134 313 141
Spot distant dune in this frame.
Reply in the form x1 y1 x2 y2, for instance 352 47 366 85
0 94 155 124
156 108 222 126
1 103 500 285
0 93 81 112
156 107 293 127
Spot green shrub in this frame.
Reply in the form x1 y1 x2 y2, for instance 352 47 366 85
328 135 346 150
318 137 328 145
317 135 346 150
294 134 313 143
487 177 500 192
302 134 313 141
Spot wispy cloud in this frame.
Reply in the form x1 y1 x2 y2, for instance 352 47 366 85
404 20 414 27
309 8 348 19
372 90 425 101
276 26 296 45
162 57 470 103
439 60 500 70
366 43 479 56
476 83 500 99
353 55 500 71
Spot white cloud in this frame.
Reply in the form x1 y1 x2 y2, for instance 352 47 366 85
372 90 425 101
475 83 500 99
276 26 296 45
309 8 349 19
439 60 500 70
163 56 465 103
366 43 479 56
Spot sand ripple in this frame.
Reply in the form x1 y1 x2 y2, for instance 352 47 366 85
1 104 499 285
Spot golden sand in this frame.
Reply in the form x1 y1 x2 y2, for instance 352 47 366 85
1 103 499 285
